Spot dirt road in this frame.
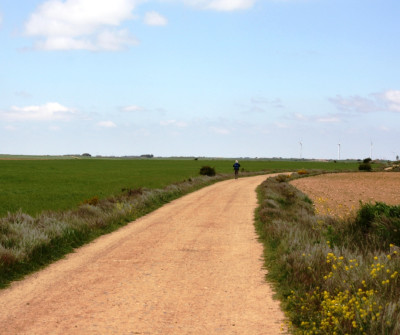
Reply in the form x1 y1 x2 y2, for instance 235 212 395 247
0 175 285 335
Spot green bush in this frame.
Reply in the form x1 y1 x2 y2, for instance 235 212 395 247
355 202 400 247
276 174 290 182
199 166 216 176
359 162 372 171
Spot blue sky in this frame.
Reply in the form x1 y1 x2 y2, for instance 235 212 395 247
0 0 399 159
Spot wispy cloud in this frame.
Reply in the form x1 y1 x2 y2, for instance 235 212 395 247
379 125 390 132
144 11 168 26
329 94 382 114
97 120 117 128
121 105 146 112
252 97 284 109
293 113 307 120
1 102 76 121
329 90 400 114
184 0 256 11
274 122 289 129
160 120 188 128
120 105 167 116
287 112 343 124
242 96 285 114
5 125 17 131
316 117 340 123
209 126 230 134
15 91 32 99
24 0 138 51
383 90 400 112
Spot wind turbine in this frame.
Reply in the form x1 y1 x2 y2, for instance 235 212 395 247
299 140 303 159
370 141 373 159
337 142 341 161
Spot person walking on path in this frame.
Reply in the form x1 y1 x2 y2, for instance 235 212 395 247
233 160 241 179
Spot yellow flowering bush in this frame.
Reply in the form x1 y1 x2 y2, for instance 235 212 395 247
256 175 400 335
286 247 400 334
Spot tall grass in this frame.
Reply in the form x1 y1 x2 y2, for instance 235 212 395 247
0 173 233 288
256 173 400 334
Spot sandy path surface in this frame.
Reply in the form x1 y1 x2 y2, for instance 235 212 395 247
0 174 285 335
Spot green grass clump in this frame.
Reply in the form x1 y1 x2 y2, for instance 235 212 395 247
256 175 400 334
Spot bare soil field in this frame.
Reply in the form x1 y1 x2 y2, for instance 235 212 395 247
291 172 400 218
0 174 285 335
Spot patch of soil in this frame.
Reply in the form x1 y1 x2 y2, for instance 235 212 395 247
291 172 400 219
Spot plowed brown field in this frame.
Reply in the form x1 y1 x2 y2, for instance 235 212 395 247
291 172 400 218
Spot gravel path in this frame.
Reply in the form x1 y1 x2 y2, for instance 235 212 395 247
0 174 286 335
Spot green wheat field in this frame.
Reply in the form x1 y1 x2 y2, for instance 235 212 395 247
0 157 359 217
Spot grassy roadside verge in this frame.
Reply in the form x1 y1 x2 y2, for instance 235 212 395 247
255 172 400 334
0 172 245 288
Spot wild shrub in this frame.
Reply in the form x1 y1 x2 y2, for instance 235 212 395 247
353 202 400 248
256 175 400 334
81 196 99 206
121 187 143 197
199 166 216 176
276 174 290 182
359 163 372 171
297 169 308 175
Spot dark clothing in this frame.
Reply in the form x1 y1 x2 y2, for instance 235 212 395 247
233 162 240 179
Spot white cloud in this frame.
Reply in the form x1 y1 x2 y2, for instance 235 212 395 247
275 122 289 129
1 102 76 121
209 126 230 134
383 90 400 112
24 0 138 51
184 0 255 11
330 90 400 114
15 91 32 99
379 126 390 132
23 0 258 51
329 94 381 114
160 120 188 127
251 97 284 109
294 113 307 120
97 120 117 128
241 96 285 115
144 11 168 26
316 117 340 123
122 105 145 112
